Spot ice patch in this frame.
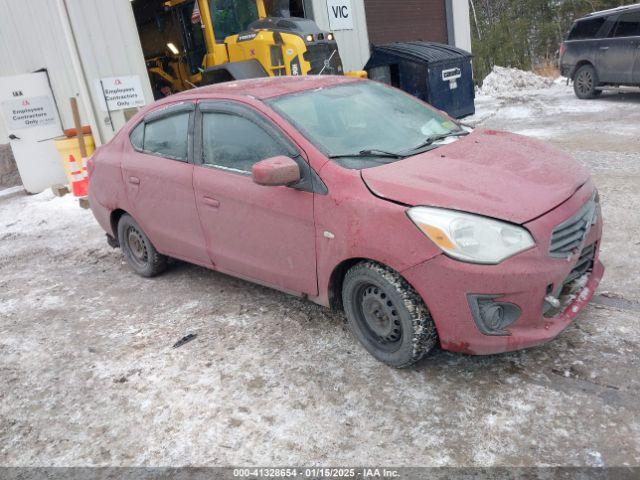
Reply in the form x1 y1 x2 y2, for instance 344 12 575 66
0 298 18 315
587 451 605 467
512 127 556 139
40 295 65 309
0 186 24 198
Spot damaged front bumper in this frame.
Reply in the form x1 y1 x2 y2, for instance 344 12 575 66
402 184 604 355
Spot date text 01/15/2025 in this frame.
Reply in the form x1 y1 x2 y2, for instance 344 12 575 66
232 467 400 478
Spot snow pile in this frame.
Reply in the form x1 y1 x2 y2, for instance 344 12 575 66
480 66 554 97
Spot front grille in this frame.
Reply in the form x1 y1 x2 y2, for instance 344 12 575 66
304 43 344 75
564 242 596 285
549 194 597 258
543 242 597 317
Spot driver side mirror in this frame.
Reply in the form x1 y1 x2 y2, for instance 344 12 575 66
252 156 301 187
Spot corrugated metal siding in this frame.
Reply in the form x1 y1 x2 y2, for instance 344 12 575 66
310 0 371 71
64 0 154 141
0 0 154 143
0 0 83 141
364 0 448 46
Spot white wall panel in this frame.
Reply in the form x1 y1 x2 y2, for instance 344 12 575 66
451 0 472 52
0 0 84 141
64 0 154 141
310 0 371 72
0 0 154 144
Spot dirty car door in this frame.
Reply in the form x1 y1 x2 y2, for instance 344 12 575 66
193 101 317 296
121 102 210 266
626 15 640 82
598 12 640 83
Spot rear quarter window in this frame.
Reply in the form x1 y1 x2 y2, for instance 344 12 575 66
567 17 606 40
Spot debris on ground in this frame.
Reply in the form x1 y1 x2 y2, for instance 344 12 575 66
173 333 198 348
600 291 625 299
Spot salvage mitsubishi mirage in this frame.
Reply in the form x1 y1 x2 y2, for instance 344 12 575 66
88 76 604 368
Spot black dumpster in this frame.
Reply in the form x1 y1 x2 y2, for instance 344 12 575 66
365 42 475 118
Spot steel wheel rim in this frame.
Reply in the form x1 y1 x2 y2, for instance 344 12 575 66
353 283 403 352
577 70 593 95
126 226 148 267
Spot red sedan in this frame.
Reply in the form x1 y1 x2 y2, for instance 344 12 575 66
88 76 604 367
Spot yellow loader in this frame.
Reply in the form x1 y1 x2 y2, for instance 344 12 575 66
147 0 364 95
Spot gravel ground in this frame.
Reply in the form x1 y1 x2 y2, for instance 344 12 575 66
1 83 639 467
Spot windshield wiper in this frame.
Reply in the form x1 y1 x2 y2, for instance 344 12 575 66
329 149 405 160
400 130 470 155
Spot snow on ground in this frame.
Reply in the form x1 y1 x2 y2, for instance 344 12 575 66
1 73 640 467
479 66 555 97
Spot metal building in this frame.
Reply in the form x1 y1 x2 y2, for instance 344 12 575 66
0 0 471 157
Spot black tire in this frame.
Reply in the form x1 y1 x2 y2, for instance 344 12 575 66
342 261 438 368
117 214 167 277
573 65 601 99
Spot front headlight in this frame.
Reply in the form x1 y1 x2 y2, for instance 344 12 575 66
407 207 535 264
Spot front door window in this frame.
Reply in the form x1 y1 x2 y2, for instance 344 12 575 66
202 112 290 173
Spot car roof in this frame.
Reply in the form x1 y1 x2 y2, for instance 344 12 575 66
582 2 640 19
170 75 361 102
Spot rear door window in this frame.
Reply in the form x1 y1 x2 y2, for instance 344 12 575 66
143 112 190 161
610 11 640 37
568 17 606 40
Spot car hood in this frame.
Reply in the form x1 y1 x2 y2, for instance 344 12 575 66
360 129 590 224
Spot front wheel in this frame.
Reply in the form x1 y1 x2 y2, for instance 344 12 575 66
342 261 438 368
117 214 167 277
573 65 601 99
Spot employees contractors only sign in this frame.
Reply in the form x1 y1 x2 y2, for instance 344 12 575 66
96 75 146 112
1 95 57 130
327 0 354 30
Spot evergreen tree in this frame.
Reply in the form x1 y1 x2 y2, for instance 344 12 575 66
470 0 634 81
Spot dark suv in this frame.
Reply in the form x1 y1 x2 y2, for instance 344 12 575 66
560 4 640 99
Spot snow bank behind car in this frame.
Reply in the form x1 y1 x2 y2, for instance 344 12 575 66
481 66 554 97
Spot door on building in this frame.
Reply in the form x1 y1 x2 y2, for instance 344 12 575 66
364 0 448 45
0 71 67 193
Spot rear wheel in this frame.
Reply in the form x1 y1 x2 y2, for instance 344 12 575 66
117 214 167 277
342 261 438 368
574 65 601 99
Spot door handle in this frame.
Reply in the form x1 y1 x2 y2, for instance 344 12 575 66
8 134 20 140
128 176 140 185
599 46 609 50
202 196 220 208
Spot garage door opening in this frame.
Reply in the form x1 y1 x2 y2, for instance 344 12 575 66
365 0 448 46
131 0 311 100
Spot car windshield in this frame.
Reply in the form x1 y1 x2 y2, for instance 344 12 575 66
267 81 463 168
